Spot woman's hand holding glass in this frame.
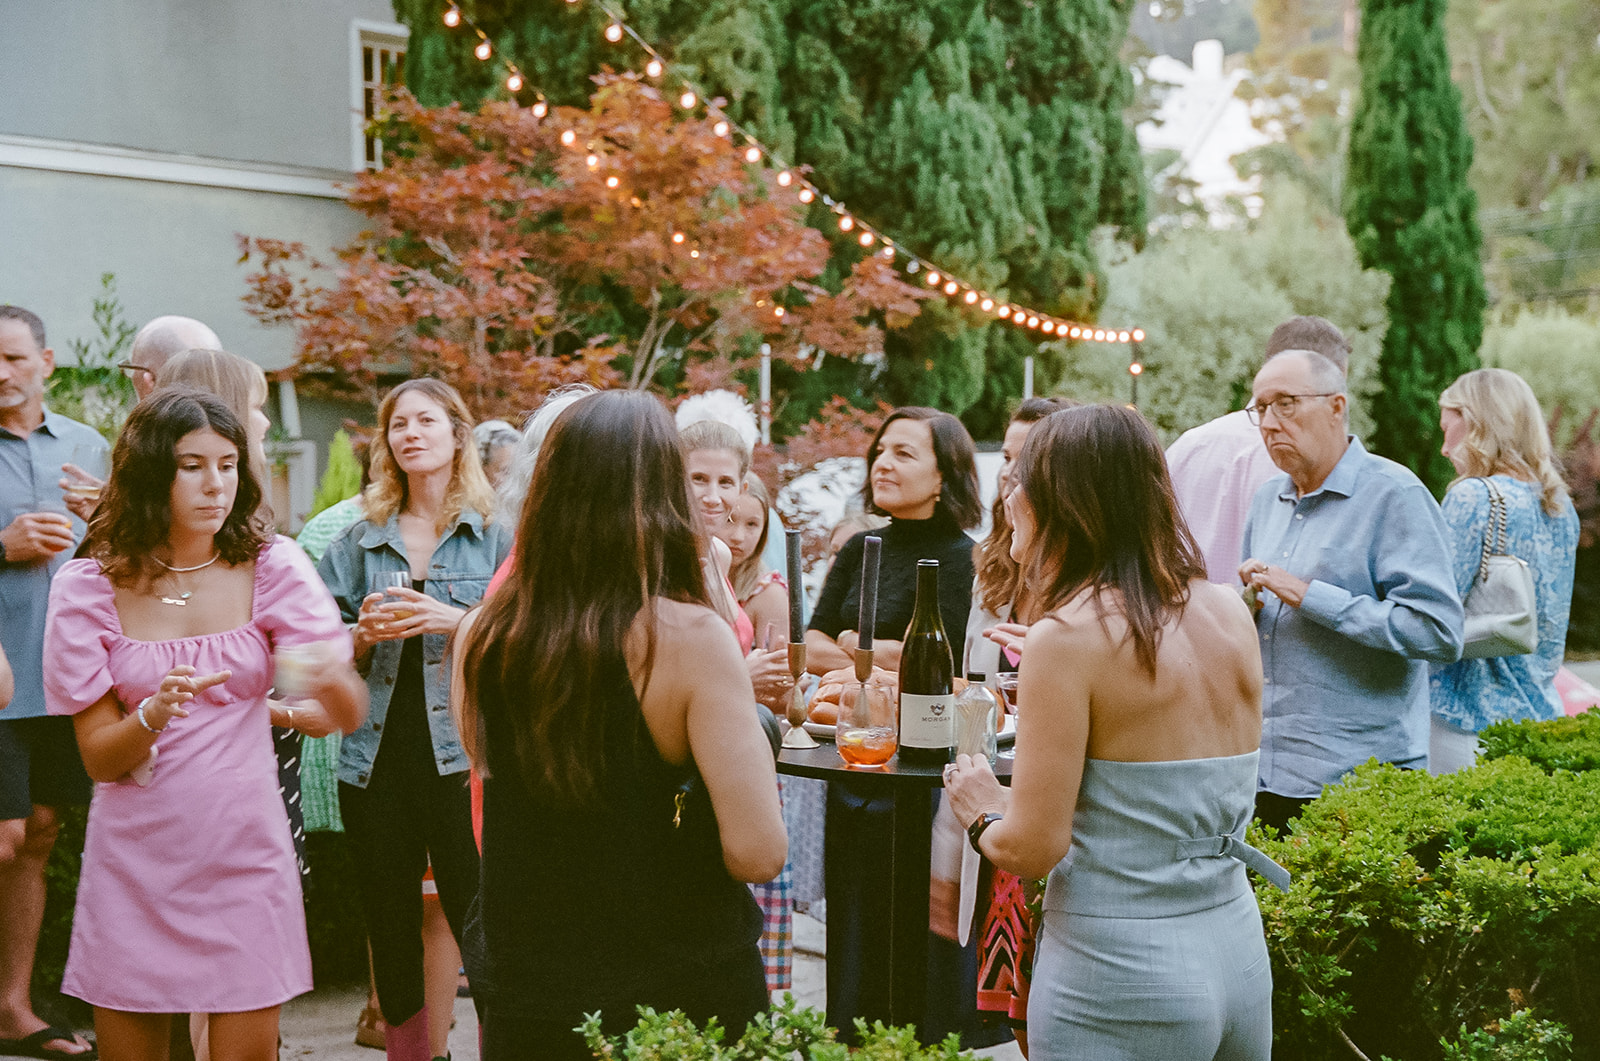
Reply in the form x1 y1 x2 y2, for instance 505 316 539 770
359 587 466 644
746 647 794 712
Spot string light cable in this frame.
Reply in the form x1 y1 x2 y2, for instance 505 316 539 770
434 1 1144 345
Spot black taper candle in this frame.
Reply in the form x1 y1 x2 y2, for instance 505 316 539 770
785 528 804 640
858 534 882 650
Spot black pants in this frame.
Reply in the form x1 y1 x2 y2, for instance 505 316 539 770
339 764 480 1026
1254 790 1314 835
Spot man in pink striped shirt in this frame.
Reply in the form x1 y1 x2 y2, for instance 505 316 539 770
1166 316 1352 584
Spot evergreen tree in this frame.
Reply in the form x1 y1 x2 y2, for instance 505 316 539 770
308 430 362 519
1343 0 1484 493
393 0 1145 437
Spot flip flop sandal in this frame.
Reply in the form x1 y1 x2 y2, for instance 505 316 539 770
0 1025 97 1059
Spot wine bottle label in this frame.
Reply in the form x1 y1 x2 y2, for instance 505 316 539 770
899 692 955 749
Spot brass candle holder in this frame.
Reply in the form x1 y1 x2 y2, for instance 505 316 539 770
781 640 819 749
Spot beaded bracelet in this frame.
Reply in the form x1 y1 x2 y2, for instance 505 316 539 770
135 698 166 734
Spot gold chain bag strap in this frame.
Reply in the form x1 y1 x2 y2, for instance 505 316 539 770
1460 477 1539 659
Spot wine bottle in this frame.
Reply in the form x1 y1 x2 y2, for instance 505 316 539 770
898 559 955 764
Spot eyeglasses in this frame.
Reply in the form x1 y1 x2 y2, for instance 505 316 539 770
1245 393 1338 425
116 361 154 380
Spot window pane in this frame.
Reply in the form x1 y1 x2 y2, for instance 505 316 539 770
363 46 374 84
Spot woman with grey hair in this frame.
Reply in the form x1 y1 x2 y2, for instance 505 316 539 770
474 420 522 490
493 386 598 525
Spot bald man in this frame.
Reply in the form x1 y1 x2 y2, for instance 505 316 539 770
121 315 221 399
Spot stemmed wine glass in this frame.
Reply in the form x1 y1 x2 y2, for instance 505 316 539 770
995 673 1019 761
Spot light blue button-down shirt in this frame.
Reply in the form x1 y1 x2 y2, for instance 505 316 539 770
1241 437 1464 799
0 410 106 718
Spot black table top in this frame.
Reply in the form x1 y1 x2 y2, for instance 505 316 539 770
776 740 1013 788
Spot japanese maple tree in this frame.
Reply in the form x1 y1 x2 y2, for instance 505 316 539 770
240 74 926 419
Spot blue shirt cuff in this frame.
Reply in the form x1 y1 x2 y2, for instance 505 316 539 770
1298 579 1350 627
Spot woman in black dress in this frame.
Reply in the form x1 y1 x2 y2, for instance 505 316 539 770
453 390 786 1059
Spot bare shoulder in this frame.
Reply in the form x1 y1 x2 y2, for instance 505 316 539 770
1032 593 1116 656
1184 580 1255 635
642 598 742 660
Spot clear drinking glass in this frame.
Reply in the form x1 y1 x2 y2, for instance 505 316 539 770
995 673 1020 761
368 570 415 620
66 442 109 504
836 682 897 768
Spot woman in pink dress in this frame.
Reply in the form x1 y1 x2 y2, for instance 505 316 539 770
43 388 366 1061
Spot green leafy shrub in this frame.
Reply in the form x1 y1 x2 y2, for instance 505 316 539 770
308 429 363 520
1478 711 1600 774
578 995 971 1058
1255 758 1600 1060
1440 1008 1573 1061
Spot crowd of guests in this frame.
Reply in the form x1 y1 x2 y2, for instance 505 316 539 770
0 299 1579 1061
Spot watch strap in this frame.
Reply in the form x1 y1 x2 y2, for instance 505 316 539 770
967 811 1001 853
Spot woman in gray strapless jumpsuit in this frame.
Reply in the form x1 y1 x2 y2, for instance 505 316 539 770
946 404 1286 1061
1028 753 1285 1060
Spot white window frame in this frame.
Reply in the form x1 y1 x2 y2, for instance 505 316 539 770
350 19 410 173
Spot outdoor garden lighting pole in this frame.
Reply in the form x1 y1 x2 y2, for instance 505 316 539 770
1128 342 1143 408
1023 352 1035 400
759 342 772 445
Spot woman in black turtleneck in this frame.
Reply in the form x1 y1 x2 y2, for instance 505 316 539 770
806 407 1003 1047
807 409 980 669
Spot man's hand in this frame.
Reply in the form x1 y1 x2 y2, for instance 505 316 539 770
1239 559 1310 609
1 512 74 564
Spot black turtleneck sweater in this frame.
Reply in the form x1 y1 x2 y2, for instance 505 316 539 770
809 513 975 648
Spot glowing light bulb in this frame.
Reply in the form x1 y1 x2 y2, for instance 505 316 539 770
713 120 729 137
646 59 663 77
1041 321 1056 333
881 246 895 259
1132 328 1145 342
980 298 993 312
774 306 786 318
605 22 623 42
475 40 492 60
926 272 940 286
672 231 686 244
1026 316 1039 328
1094 329 1107 341
679 91 697 109
532 100 548 118
998 306 1011 318
443 7 461 27
1118 330 1132 343
839 216 854 232
1129 361 1144 375
560 129 576 146
797 188 814 203
605 175 620 188
745 146 761 163
506 73 523 92
943 280 958 295
689 248 700 258
585 153 599 168
859 231 874 246
963 290 978 305
776 171 792 187
1069 326 1081 338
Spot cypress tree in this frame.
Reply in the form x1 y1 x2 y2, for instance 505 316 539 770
1344 0 1484 493
394 0 1145 435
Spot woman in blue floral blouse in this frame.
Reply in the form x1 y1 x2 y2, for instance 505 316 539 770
1430 369 1579 773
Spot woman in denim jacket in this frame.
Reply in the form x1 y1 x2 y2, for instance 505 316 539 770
1430 369 1579 774
318 378 512 1061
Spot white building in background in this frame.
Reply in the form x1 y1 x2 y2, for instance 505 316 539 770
0 1 408 529
1138 39 1274 227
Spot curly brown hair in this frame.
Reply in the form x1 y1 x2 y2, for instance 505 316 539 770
84 387 269 589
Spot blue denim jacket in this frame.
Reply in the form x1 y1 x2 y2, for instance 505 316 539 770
317 509 512 787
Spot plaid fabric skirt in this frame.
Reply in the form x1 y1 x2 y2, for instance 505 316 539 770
749 774 794 991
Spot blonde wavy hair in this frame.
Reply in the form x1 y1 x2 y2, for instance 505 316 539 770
1440 368 1568 516
364 378 496 532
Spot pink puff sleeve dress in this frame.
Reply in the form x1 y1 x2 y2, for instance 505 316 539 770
42 537 352 1013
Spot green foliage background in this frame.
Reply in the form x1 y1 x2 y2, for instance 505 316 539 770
1054 179 1390 440
391 0 1147 438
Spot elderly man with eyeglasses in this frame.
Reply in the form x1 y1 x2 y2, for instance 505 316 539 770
1239 350 1463 832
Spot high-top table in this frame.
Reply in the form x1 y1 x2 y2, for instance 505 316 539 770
776 741 1012 1034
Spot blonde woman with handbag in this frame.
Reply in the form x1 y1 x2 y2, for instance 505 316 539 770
1430 369 1579 773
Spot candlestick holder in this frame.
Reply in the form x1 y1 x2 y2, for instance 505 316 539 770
781 640 819 749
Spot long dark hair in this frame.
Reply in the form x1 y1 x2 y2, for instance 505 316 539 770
461 390 711 805
85 387 269 588
975 396 1078 617
1014 405 1206 674
861 406 982 528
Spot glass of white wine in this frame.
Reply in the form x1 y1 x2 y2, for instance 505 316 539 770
368 571 415 627
67 443 108 505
